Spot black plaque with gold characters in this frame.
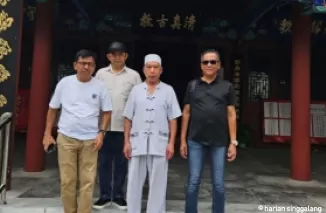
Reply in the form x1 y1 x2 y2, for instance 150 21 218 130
0 0 23 115
133 11 201 36
230 54 243 120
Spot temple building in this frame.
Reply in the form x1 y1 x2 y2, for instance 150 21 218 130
1 0 326 185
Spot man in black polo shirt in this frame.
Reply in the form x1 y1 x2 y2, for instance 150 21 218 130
180 49 237 213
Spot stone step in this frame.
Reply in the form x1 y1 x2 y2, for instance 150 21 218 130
0 199 263 213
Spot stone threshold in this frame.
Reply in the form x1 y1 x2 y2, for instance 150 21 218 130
0 199 281 213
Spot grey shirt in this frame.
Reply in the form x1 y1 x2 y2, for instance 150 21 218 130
96 65 142 132
123 82 182 157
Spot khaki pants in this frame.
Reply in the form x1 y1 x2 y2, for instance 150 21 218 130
57 133 98 213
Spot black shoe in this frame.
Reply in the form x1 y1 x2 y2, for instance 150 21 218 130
92 198 111 210
112 197 127 210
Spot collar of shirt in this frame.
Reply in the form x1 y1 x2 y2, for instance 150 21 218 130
107 65 127 75
198 75 221 85
143 81 162 91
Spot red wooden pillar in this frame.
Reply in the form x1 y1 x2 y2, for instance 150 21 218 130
24 0 54 172
290 4 311 181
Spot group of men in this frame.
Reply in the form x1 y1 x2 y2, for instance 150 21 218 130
42 41 237 213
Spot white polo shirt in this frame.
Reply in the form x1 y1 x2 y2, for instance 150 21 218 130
49 75 112 140
95 65 142 132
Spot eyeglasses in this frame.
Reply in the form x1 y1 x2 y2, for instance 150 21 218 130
77 61 95 67
201 60 220 65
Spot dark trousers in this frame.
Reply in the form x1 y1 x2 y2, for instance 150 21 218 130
98 131 127 199
185 140 227 213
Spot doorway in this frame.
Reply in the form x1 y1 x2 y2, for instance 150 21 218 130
133 40 199 106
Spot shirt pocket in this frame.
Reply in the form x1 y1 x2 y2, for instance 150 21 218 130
157 130 169 152
130 132 146 156
87 92 100 106
130 132 139 150
120 80 133 97
158 130 169 138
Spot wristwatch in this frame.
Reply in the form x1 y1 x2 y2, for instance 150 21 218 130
98 130 106 135
231 140 238 146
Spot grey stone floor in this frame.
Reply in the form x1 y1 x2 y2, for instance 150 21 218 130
1 133 326 212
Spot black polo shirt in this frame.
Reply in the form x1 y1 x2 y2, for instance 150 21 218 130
184 77 236 146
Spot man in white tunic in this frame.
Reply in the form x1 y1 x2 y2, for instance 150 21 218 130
123 54 182 213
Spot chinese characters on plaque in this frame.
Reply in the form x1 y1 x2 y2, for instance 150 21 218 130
278 18 325 35
232 59 241 119
263 101 326 138
139 13 196 31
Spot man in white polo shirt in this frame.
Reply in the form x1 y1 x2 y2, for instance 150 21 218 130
93 41 142 210
42 49 112 213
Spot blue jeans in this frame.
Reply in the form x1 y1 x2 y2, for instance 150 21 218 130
98 131 127 199
185 140 227 213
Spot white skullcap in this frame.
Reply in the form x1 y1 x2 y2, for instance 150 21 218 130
144 54 161 65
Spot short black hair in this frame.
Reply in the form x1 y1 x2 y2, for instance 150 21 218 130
75 49 97 62
201 49 220 60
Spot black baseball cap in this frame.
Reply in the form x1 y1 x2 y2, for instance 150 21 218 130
108 41 127 53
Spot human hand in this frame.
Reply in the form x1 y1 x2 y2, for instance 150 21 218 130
180 139 187 159
43 134 56 152
93 133 104 151
227 144 237 162
123 142 132 160
166 143 175 160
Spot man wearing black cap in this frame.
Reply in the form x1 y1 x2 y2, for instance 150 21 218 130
93 41 142 210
